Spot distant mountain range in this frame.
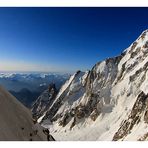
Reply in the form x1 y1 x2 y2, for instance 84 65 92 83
0 73 70 108
0 72 70 91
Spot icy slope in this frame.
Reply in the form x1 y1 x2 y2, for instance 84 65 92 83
40 29 148 141
0 86 54 141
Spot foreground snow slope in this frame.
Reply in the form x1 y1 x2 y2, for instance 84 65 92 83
40 30 148 141
0 86 53 141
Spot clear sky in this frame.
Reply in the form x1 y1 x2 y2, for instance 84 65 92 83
0 7 148 73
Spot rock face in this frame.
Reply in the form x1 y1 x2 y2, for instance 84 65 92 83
113 91 148 141
31 83 57 120
38 29 148 141
0 86 55 141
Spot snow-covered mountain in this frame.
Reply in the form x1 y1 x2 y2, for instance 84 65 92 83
0 85 55 141
36 29 148 141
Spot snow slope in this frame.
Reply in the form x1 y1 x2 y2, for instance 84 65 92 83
40 29 148 141
0 86 54 141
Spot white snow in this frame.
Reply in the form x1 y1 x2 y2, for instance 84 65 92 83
41 29 148 141
96 61 106 74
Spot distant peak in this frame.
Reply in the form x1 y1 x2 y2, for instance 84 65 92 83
139 29 148 39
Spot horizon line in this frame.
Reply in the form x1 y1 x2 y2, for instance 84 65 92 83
0 70 75 74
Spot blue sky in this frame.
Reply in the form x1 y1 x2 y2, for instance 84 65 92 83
0 7 148 73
